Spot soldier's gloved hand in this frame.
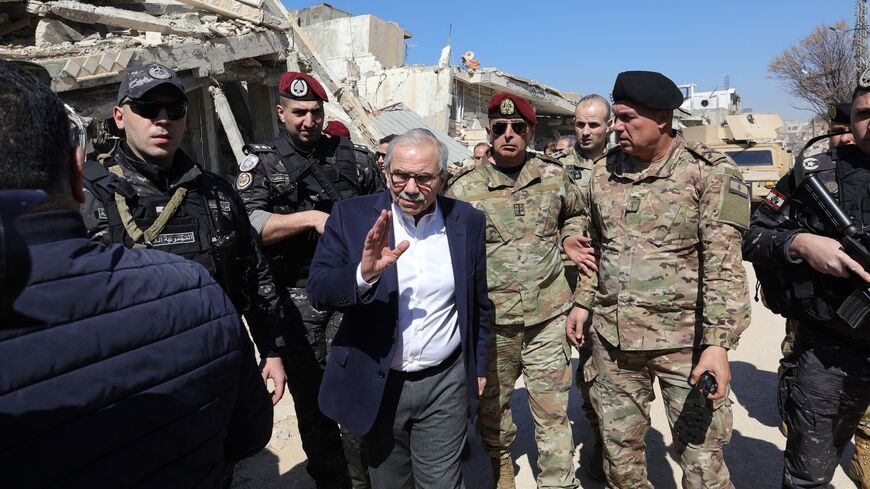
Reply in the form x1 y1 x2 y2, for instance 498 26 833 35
563 235 598 277
690 345 730 401
260 356 287 405
566 305 589 348
789 233 870 282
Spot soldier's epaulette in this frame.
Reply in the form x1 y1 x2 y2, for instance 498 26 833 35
684 141 730 166
448 163 476 185
550 148 571 161
243 143 275 155
534 152 562 166
353 143 372 154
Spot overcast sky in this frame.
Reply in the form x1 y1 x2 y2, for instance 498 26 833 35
287 0 860 122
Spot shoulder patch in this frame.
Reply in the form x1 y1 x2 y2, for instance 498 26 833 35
239 153 259 172
243 143 276 154
685 141 730 166
236 172 253 190
762 188 788 212
800 151 836 175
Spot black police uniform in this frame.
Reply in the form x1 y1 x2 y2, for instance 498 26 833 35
81 141 285 357
744 144 870 488
236 133 380 489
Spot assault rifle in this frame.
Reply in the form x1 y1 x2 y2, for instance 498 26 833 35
795 132 870 330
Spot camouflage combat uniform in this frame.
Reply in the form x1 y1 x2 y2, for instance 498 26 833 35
575 136 751 488
552 146 602 478
447 154 582 489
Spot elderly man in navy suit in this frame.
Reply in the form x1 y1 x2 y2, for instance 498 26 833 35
308 128 491 489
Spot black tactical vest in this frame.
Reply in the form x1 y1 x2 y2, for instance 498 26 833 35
83 159 247 308
757 147 870 338
246 136 365 287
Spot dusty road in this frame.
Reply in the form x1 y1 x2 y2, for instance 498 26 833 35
232 264 859 488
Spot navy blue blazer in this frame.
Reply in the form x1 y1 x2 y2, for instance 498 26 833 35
308 191 491 436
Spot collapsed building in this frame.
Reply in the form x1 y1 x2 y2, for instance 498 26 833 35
1 1 581 175
0 0 383 176
292 3 579 151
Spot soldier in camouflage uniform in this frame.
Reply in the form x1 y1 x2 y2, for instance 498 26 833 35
236 72 381 489
552 93 614 482
570 71 751 489
447 93 582 489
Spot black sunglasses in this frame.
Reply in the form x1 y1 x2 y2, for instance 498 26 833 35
492 120 528 137
123 99 188 120
375 151 386 160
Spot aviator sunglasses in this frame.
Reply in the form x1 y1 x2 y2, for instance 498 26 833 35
122 99 188 120
491 120 528 137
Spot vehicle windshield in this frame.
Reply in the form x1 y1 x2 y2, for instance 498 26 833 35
725 149 774 166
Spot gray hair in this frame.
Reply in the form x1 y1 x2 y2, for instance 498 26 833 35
383 128 449 175
578 93 612 120
557 135 576 146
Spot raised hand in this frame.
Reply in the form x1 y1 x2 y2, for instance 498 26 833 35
360 210 410 282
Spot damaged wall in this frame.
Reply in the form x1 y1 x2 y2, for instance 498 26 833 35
0 0 300 177
299 14 408 82
357 65 453 133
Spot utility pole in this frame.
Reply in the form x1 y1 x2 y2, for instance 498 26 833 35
855 0 868 79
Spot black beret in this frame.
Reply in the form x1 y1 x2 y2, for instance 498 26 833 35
831 102 851 124
612 70 684 110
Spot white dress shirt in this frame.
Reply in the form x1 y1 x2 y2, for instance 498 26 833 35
356 201 460 372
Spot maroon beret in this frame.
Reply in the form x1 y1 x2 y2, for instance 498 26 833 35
324 120 350 138
279 72 328 102
487 93 537 125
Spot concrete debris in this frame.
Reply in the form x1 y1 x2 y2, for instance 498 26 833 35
174 0 289 30
143 31 162 46
208 84 247 164
35 17 82 46
26 0 210 37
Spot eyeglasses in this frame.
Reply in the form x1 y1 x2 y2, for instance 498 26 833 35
389 170 439 190
123 99 188 120
491 120 528 137
375 151 386 160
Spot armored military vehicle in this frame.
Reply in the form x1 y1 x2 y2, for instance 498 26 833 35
682 113 792 205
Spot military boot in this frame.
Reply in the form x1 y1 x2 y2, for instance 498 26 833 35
849 430 870 488
490 456 516 489
587 433 606 481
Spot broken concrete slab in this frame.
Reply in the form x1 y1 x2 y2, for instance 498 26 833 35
26 0 210 37
35 17 83 46
174 0 289 30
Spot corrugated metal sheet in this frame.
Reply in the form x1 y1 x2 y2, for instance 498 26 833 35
371 108 472 164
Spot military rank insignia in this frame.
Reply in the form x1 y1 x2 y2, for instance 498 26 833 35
513 203 524 216
763 188 787 212
626 196 640 213
500 98 515 116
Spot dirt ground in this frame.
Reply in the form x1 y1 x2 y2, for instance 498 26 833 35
232 264 859 488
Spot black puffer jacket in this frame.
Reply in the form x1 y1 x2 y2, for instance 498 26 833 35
0 210 272 489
